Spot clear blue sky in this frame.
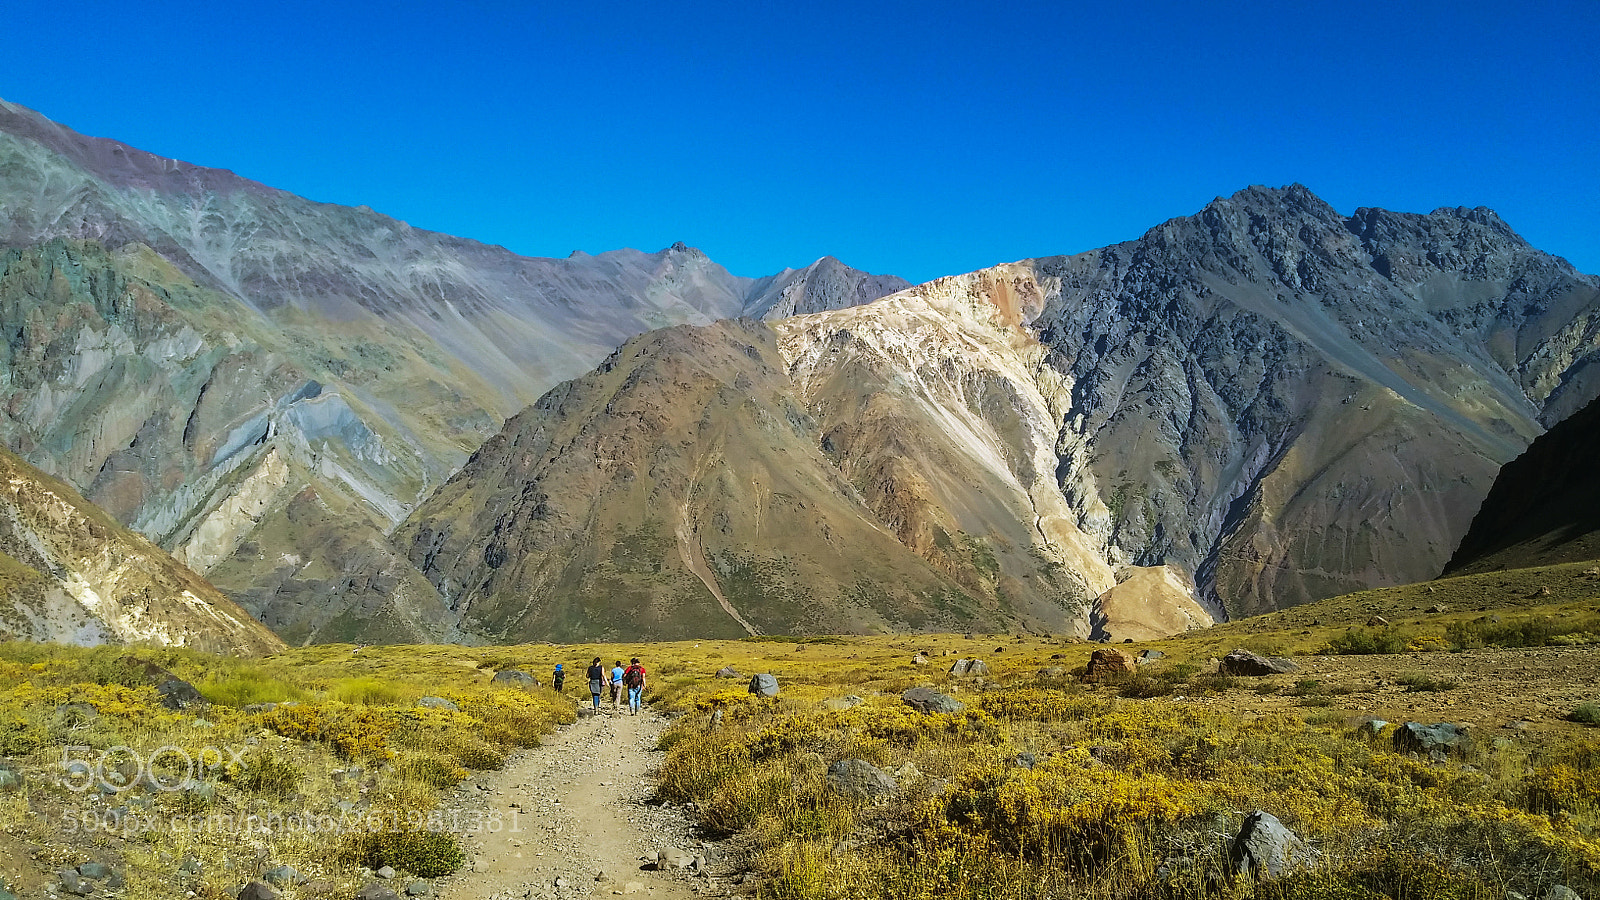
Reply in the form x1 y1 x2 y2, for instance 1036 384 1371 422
3 0 1596 284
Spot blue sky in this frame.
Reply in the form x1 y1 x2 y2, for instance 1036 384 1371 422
3 0 1595 283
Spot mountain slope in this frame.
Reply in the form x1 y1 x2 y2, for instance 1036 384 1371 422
0 99 905 643
1443 394 1600 575
1024 185 1600 616
0 445 283 654
401 185 1600 638
397 320 1005 641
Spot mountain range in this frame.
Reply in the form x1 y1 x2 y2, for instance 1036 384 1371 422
2 97 1597 646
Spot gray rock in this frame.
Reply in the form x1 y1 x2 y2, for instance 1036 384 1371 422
405 880 433 896
1229 810 1315 878
948 658 990 677
1544 886 1581 900
376 865 397 879
356 883 401 900
748 673 779 697
822 695 863 710
902 687 964 715
491 670 537 688
237 882 283 900
1394 722 1470 757
716 666 740 679
76 862 111 880
825 758 898 801
656 849 694 870
416 696 459 711
1138 649 1165 663
157 677 207 711
1219 648 1300 676
0 765 22 791
261 864 301 887
57 870 90 896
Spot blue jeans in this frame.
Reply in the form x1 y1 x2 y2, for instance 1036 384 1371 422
589 680 603 708
628 685 643 711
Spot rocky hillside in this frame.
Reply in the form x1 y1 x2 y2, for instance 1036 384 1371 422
1443 394 1600 575
401 185 1600 639
1028 185 1599 616
0 445 282 654
0 98 904 643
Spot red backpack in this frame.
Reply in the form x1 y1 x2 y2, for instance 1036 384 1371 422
623 664 645 688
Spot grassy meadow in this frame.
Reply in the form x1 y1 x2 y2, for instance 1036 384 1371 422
0 561 1594 897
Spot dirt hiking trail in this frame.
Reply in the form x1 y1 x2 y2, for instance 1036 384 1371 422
436 706 725 900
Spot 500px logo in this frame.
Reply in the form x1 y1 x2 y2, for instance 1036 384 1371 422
58 745 248 793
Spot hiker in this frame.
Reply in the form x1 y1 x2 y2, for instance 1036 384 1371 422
622 657 647 715
586 657 605 710
552 663 565 693
610 659 625 710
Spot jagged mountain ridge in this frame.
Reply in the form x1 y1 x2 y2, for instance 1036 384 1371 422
1030 184 1600 615
0 445 282 654
398 185 1600 637
0 98 905 643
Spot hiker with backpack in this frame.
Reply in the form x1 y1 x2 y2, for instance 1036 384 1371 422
552 663 565 693
622 658 647 715
586 657 605 711
610 659 625 711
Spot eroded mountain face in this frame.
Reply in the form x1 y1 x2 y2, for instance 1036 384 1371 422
1029 185 1599 617
0 446 282 654
0 99 904 644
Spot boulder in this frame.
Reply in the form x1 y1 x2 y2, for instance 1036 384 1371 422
1229 810 1315 879
238 881 284 900
655 849 695 870
157 677 207 711
491 670 537 688
948 658 990 677
356 883 401 900
1219 648 1300 676
748 673 779 697
912 654 928 665
1394 722 1470 758
715 666 740 679
1084 648 1136 682
262 864 302 887
1367 615 1390 627
901 687 964 715
1137 650 1165 664
825 759 898 801
416 697 459 711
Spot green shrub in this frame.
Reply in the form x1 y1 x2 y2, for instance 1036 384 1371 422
235 751 302 798
1326 628 1408 655
397 754 470 789
347 828 464 877
330 677 414 706
199 668 304 707
1570 702 1600 726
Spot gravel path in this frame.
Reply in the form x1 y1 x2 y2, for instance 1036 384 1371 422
435 706 727 900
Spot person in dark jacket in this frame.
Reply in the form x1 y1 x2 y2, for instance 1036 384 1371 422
586 657 604 710
552 663 565 693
